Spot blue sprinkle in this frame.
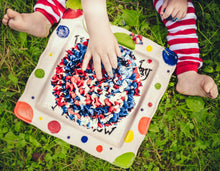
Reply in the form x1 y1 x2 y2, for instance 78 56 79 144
69 114 74 120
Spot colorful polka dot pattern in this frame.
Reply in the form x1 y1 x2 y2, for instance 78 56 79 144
51 41 142 129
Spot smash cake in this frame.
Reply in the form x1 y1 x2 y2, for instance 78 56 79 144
51 40 142 129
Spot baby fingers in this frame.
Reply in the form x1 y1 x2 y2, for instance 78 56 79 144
82 50 92 70
101 54 114 78
93 54 103 80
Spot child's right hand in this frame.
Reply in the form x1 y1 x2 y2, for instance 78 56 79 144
160 0 188 21
82 26 121 80
81 0 121 80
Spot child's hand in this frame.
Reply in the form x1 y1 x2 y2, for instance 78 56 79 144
160 0 188 21
82 28 121 80
81 0 121 80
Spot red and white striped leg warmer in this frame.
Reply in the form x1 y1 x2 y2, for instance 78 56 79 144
153 0 203 75
34 0 66 25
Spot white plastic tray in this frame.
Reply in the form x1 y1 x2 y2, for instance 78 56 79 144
14 9 176 168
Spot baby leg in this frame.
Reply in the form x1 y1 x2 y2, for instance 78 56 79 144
2 9 52 37
2 0 66 37
153 0 218 99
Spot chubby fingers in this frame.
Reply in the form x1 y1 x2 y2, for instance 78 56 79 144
160 0 168 18
161 5 174 20
176 10 187 21
93 54 103 80
82 50 116 80
82 50 91 71
82 50 103 80
109 44 121 69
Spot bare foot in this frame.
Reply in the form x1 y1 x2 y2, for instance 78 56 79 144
176 71 218 99
2 9 51 37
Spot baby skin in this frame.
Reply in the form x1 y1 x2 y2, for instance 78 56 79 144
2 8 218 99
2 9 51 37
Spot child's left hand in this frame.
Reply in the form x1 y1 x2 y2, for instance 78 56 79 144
160 0 188 21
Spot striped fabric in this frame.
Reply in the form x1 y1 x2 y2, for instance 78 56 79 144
33 0 202 75
153 0 203 75
34 0 66 25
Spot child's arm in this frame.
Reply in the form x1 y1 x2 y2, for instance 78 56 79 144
81 0 121 80
160 0 188 21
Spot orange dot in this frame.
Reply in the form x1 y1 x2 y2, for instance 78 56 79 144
96 145 103 153
138 117 151 135
14 101 33 123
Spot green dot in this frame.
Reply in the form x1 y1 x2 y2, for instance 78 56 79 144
113 152 135 168
34 69 45 78
154 83 161 90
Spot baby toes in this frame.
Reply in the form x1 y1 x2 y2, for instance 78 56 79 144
202 76 218 99
2 14 9 25
209 84 218 99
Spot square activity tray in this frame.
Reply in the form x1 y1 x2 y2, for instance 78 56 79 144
14 9 176 168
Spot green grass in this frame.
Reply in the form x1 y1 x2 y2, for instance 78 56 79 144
0 0 220 170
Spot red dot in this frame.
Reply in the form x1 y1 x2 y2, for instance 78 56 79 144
148 102 153 107
48 120 61 134
148 59 152 63
96 145 103 153
62 9 83 19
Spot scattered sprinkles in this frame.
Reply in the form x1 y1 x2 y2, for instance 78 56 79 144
130 33 143 45
51 41 142 129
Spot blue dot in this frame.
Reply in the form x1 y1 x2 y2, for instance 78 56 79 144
162 48 178 66
31 96 35 99
67 136 70 139
167 70 170 73
110 147 113 150
56 25 70 38
81 136 88 143
141 108 144 112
